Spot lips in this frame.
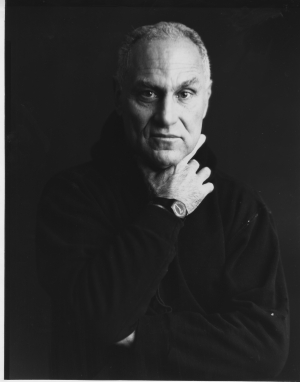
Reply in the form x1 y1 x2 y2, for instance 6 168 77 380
148 134 181 149
151 134 180 139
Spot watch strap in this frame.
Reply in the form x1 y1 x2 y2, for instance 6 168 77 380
151 197 187 219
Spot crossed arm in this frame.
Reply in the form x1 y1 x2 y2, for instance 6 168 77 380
36 136 289 379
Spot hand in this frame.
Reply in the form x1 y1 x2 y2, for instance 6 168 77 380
115 331 135 347
140 134 214 214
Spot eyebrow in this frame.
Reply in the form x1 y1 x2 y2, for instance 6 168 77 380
133 77 200 92
178 78 200 88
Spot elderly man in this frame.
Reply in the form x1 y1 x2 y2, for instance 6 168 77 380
36 22 289 380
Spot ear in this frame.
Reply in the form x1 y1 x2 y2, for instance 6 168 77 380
113 77 123 116
202 80 212 119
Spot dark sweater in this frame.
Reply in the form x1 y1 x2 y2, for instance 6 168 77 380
36 112 289 380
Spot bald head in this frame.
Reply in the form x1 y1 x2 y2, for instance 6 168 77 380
115 21 211 87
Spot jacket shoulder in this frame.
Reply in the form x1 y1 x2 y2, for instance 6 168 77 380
39 161 111 208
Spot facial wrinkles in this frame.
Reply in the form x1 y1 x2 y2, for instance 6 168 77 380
139 62 202 90
138 68 203 140
122 39 208 162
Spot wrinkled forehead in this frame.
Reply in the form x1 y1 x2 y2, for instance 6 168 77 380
126 37 205 83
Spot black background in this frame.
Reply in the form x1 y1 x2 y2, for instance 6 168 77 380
6 1 300 379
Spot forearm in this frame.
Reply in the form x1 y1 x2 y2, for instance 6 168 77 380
107 203 289 380
130 302 289 380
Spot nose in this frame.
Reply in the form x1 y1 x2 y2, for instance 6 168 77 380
154 94 178 127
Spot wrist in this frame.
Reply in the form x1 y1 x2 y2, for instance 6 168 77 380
150 197 188 219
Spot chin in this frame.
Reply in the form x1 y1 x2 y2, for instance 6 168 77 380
149 150 184 169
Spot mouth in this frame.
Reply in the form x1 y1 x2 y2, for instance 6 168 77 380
151 134 180 139
148 134 182 150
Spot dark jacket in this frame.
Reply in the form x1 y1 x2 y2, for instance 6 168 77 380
36 112 289 380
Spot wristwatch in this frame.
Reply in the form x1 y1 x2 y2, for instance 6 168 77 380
151 197 188 219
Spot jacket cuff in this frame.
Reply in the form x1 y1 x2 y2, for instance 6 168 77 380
135 204 184 241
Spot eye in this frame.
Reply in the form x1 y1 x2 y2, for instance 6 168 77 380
177 91 192 100
140 90 157 100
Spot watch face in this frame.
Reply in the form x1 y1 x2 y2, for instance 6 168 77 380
172 200 187 218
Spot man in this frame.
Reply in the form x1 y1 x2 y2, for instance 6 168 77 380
36 22 289 380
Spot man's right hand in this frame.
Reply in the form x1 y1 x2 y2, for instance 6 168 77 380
140 134 214 215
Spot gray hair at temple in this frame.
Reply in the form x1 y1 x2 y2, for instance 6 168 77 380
115 21 211 86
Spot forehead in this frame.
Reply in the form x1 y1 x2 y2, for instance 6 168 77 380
126 37 205 85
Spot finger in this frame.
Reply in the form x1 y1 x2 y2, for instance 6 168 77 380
194 133 206 154
180 134 206 167
197 166 211 182
189 159 200 172
201 182 214 195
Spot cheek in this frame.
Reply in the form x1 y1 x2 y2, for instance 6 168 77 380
126 100 151 126
126 101 154 139
180 107 204 150
185 108 204 136
122 102 151 143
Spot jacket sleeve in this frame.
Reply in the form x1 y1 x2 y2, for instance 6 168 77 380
36 170 184 345
126 201 289 380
